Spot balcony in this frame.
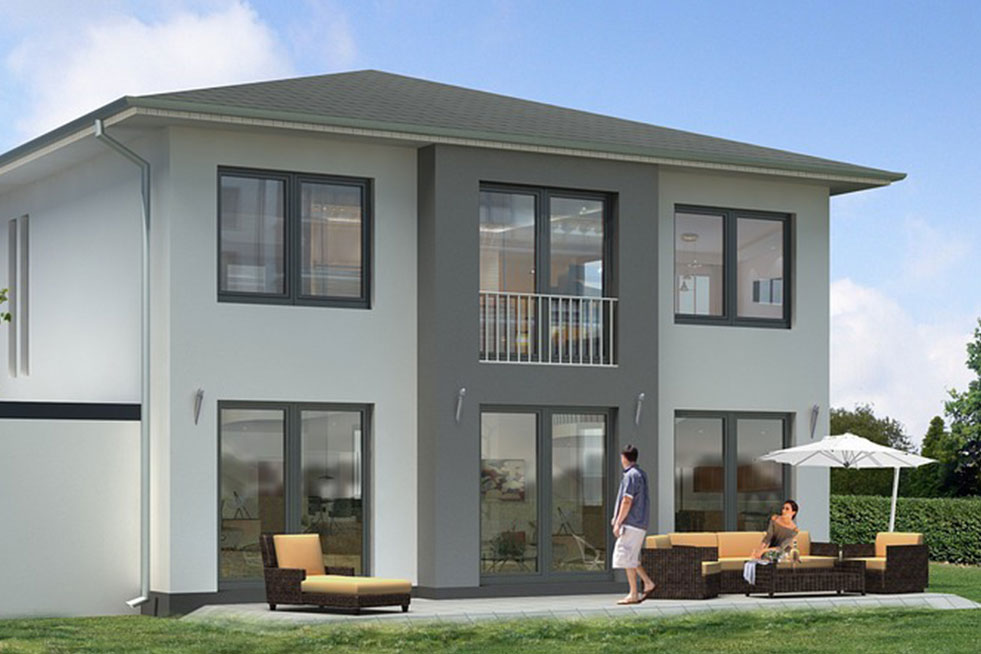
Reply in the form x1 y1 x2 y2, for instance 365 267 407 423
479 291 617 366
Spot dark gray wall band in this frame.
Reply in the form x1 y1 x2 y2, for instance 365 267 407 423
417 144 659 590
0 402 140 421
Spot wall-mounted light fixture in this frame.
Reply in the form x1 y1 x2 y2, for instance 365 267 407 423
810 404 820 439
635 392 646 427
194 389 205 425
455 388 467 423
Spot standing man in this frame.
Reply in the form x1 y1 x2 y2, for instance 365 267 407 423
611 444 654 604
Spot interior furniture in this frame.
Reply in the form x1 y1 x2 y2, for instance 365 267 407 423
842 532 929 593
260 533 411 613
747 560 866 597
643 530 839 596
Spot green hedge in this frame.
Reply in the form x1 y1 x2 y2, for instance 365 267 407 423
830 495 981 564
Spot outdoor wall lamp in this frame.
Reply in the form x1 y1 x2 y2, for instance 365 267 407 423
194 389 205 425
455 387 467 423
635 392 646 426
810 404 820 439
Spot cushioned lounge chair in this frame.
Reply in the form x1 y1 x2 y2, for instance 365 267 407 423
842 532 929 593
260 534 411 613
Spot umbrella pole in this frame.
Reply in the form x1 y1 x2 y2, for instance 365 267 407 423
889 467 900 532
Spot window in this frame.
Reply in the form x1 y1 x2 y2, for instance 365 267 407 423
219 402 369 583
480 407 611 580
218 168 371 308
6 215 29 376
675 206 790 328
674 411 789 532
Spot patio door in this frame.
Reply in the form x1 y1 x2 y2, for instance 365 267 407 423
219 402 369 586
480 408 612 582
674 411 788 532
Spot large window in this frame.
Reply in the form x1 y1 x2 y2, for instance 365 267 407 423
219 168 371 308
480 408 611 580
219 402 369 584
675 411 788 532
675 206 790 328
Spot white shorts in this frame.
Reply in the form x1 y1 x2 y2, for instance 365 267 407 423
612 525 646 569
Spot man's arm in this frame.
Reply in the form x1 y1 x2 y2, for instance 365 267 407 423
612 495 633 536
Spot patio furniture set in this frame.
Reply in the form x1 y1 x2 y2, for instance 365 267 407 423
641 530 928 599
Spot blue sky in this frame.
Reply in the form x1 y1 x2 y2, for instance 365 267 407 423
1 1 978 442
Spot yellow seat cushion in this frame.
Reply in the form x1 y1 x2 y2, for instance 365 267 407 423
273 534 325 576
875 532 923 557
717 532 766 558
701 561 721 576
717 557 750 572
300 575 411 596
799 555 836 568
645 535 672 549
848 557 887 572
668 532 718 548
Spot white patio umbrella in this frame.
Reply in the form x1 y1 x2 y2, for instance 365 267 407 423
758 432 935 532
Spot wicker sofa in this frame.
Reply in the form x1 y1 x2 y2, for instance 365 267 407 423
842 532 929 593
642 531 839 597
260 534 412 613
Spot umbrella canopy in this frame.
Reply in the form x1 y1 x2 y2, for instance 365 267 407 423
758 432 935 532
758 433 934 469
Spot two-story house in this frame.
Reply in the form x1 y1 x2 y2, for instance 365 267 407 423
0 70 904 617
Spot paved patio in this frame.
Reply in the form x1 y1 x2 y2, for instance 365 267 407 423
184 592 980 626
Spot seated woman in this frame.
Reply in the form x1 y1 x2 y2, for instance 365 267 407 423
750 499 800 562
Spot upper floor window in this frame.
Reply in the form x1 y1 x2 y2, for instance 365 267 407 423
218 167 371 308
674 205 790 328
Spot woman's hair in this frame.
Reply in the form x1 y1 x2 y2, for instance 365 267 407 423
783 499 799 519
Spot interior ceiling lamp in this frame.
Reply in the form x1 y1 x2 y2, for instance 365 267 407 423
679 232 699 291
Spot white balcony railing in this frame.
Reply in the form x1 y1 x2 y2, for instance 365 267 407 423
479 291 617 366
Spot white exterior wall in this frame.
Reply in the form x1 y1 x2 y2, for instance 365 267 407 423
0 145 153 401
155 127 418 593
0 419 139 617
656 169 831 539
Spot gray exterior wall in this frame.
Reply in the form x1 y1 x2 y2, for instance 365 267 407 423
417 144 659 592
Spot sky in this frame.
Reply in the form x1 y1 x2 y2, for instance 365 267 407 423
0 1 978 445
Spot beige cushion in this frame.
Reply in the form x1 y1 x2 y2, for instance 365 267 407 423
717 557 750 572
273 534 325 576
301 575 411 595
669 532 718 548
717 532 766 558
875 532 923 557
701 561 721 576
799 555 836 567
849 556 887 572
645 534 672 550
776 557 835 570
797 530 811 556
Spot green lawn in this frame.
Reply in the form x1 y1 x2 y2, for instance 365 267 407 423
0 564 977 654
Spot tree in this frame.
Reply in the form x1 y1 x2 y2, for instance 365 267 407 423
830 404 913 496
905 416 957 497
944 318 981 496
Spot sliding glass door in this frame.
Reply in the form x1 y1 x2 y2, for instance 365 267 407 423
480 408 611 581
674 412 788 532
219 403 369 584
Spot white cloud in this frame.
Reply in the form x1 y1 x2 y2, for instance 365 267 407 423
831 278 975 446
4 1 298 141
285 0 357 70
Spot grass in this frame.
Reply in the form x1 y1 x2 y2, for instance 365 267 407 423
0 563 977 654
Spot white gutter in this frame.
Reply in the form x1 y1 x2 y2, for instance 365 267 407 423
93 119 151 609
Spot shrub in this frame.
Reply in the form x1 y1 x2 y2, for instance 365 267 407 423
830 494 981 564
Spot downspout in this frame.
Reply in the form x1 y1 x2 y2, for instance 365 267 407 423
94 119 150 609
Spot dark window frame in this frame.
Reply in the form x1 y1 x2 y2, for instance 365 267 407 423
674 410 791 532
479 183 617 298
478 405 617 585
217 400 372 589
674 205 792 329
217 166 373 309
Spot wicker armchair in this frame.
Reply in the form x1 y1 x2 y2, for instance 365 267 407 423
641 546 721 599
260 534 411 613
842 533 929 594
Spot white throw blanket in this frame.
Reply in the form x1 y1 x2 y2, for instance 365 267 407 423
743 559 770 585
